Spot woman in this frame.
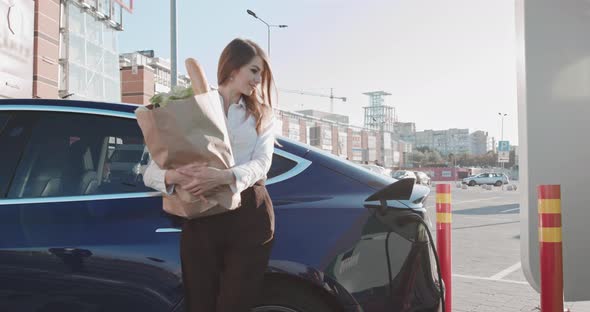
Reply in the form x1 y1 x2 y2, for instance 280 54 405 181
143 38 276 312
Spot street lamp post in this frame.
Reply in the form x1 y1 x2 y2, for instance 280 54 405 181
170 0 178 87
449 153 457 182
498 113 508 179
246 9 287 58
498 112 508 141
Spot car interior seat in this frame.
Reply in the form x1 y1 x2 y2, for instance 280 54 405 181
11 136 70 198
64 139 99 195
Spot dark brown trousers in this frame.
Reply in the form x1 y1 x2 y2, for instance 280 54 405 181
180 181 274 312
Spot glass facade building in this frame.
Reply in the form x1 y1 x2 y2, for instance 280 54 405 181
59 0 125 102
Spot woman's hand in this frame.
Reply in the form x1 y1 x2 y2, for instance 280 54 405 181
176 163 234 198
165 169 209 203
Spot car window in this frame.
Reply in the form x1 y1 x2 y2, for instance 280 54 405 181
267 153 297 179
110 145 144 163
393 170 410 178
0 112 34 197
7 112 152 199
0 112 10 129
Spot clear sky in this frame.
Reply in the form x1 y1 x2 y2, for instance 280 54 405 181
119 0 519 144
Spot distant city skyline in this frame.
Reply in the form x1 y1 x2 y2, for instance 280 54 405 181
119 0 519 144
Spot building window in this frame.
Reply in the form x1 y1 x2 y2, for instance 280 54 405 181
322 127 332 150
61 2 121 102
288 121 300 141
338 131 347 156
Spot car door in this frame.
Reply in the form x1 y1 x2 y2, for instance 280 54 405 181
0 110 182 312
488 173 497 184
482 173 489 184
477 173 488 184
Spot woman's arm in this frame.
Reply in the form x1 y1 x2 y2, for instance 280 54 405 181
229 115 276 194
143 160 176 194
176 113 276 197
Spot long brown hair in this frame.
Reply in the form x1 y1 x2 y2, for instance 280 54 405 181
218 38 275 134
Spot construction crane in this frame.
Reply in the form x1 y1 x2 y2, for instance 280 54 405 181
280 88 346 113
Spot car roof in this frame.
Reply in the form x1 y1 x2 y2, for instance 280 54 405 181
2 99 392 189
0 99 310 156
0 98 140 114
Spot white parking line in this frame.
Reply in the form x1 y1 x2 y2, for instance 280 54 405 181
452 197 503 204
453 273 528 285
453 215 518 223
500 207 520 213
489 262 522 280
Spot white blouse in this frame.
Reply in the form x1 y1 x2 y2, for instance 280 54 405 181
143 90 276 202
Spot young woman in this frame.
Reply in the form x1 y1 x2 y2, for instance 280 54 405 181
143 38 276 312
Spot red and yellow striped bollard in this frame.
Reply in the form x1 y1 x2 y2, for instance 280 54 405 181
538 185 564 312
436 183 452 312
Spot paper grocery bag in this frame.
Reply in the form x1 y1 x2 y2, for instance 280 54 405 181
135 90 241 219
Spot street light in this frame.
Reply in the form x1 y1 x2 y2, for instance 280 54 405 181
498 112 509 178
170 0 178 87
246 9 287 58
498 112 508 141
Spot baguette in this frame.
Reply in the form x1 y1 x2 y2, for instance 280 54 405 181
185 58 209 95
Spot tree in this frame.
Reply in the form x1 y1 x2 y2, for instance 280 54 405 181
412 151 425 167
453 152 501 167
426 150 443 166
416 146 432 153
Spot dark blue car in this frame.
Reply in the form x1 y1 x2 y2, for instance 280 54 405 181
0 99 442 312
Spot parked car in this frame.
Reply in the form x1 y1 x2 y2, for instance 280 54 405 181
360 164 391 177
392 170 417 181
108 143 145 172
462 172 509 186
132 147 151 182
414 171 432 186
392 171 431 186
0 99 442 312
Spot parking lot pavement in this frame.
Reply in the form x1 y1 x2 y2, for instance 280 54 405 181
427 182 590 311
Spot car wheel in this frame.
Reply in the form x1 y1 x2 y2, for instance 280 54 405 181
494 180 502 187
254 279 337 312
468 180 476 186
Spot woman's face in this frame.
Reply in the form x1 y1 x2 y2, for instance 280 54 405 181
231 56 263 97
